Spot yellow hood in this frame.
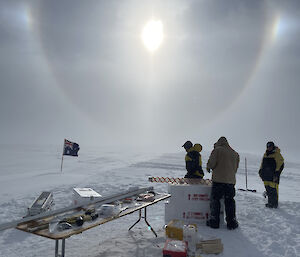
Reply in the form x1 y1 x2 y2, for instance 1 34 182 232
193 143 202 152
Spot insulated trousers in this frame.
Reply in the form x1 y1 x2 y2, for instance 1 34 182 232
210 182 236 225
264 181 279 207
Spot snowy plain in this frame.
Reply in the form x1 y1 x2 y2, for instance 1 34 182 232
0 144 299 257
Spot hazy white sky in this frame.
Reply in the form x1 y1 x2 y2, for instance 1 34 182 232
0 0 299 156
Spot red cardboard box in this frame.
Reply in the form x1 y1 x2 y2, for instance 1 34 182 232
163 239 187 257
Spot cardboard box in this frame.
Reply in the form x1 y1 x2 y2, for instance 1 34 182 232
197 239 224 254
165 219 184 240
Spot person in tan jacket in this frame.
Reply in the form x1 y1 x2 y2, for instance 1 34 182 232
206 137 240 230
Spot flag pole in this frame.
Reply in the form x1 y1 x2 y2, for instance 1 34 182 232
60 139 65 172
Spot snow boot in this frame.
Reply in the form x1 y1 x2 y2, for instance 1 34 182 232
265 203 277 208
227 219 238 230
206 219 219 229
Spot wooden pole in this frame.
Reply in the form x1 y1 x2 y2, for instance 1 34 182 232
60 139 65 172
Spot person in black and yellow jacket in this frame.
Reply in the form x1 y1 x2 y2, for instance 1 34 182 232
182 141 204 178
259 141 284 208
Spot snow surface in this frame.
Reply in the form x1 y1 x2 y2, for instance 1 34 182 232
0 144 299 257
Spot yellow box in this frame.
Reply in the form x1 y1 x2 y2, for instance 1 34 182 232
165 219 184 240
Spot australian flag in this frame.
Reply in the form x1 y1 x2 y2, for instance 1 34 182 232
63 139 80 156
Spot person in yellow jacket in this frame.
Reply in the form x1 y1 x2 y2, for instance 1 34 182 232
259 141 284 208
182 141 204 178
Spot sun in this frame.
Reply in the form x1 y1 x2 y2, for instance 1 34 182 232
141 19 164 52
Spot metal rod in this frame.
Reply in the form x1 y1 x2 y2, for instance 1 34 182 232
60 139 65 172
245 157 248 190
60 155 64 173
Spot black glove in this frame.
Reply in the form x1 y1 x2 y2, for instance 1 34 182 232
259 169 263 179
273 171 280 183
206 167 211 173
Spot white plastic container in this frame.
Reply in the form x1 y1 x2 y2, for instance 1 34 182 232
165 201 182 223
183 224 197 257
97 204 120 217
72 188 102 206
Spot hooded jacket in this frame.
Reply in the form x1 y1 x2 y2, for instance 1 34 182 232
259 147 284 182
207 137 240 184
185 144 204 178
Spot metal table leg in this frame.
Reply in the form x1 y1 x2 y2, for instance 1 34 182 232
143 207 157 237
128 209 142 231
61 239 65 257
55 240 59 257
54 239 66 257
128 207 157 237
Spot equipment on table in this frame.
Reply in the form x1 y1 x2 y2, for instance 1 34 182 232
72 188 102 205
0 186 155 232
136 191 155 202
14 189 170 257
27 191 54 217
97 204 120 216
